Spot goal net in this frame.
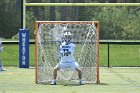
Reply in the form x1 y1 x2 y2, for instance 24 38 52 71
35 21 100 84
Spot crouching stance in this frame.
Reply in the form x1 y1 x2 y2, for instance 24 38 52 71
51 32 84 85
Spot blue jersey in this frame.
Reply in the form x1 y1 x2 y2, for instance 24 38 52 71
60 42 75 63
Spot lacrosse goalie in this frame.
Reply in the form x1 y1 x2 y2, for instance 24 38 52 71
51 32 84 85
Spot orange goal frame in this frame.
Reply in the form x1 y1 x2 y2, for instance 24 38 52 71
35 21 100 84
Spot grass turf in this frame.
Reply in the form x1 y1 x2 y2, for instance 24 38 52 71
1 44 140 66
0 67 140 93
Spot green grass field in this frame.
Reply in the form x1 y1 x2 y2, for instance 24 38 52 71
0 44 140 66
0 67 140 93
0 43 140 93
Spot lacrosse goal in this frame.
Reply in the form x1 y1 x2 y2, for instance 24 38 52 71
35 21 100 84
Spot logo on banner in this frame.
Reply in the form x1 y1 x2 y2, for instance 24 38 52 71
21 33 26 65
19 29 29 68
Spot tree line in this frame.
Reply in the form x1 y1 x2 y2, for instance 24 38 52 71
0 0 140 40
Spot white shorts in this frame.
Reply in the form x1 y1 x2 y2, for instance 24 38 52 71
55 62 79 70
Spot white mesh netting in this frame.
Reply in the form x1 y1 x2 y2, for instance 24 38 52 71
36 21 99 84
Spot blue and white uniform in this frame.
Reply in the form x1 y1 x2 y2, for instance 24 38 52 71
56 42 79 70
60 42 75 63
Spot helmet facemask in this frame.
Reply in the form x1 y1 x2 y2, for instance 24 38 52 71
63 32 72 43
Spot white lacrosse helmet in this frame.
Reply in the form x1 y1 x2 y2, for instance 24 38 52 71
63 32 72 43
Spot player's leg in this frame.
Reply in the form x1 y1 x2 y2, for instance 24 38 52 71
53 67 60 80
51 66 60 85
51 62 67 85
0 60 5 71
75 67 84 85
71 62 84 85
75 68 82 80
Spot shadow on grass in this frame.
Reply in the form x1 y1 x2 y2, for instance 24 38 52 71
37 81 109 86
62 82 109 86
95 83 109 85
36 82 109 87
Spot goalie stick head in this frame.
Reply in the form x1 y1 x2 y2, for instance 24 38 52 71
63 32 72 43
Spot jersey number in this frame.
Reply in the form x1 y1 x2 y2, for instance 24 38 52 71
63 49 69 56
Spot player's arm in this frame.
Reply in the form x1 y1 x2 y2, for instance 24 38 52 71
68 44 75 55
59 50 70 57
64 51 71 55
64 44 75 56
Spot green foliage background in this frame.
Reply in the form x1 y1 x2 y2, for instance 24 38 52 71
0 0 140 40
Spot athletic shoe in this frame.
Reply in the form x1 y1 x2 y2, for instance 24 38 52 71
79 80 84 85
51 81 56 85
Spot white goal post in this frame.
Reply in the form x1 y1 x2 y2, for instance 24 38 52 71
35 21 100 84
